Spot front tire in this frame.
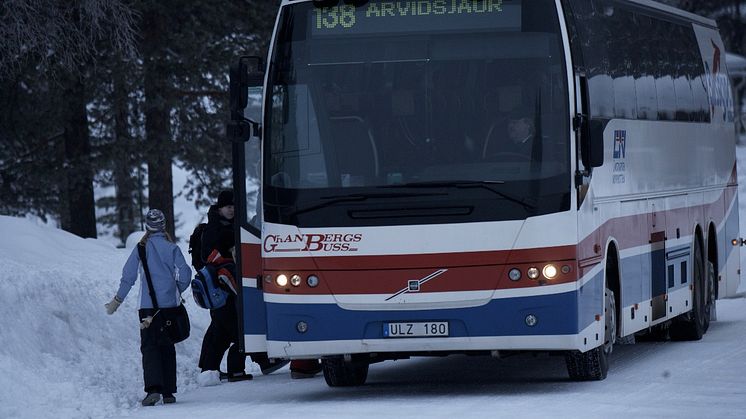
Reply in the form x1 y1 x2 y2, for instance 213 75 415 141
565 288 616 381
322 357 369 387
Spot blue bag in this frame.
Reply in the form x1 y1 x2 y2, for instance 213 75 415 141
191 265 229 310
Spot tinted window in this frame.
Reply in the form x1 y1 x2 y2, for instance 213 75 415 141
564 0 709 123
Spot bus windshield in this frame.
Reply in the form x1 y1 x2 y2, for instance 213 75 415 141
264 0 570 227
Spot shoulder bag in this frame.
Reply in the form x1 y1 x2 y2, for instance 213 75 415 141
138 242 190 343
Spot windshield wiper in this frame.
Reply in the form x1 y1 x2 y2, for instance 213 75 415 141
381 180 536 211
288 191 446 217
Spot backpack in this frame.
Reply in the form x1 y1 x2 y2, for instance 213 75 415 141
188 223 207 270
191 264 230 310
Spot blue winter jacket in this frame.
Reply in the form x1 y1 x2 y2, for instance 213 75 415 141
116 232 192 309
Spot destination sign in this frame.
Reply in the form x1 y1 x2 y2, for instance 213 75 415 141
310 0 521 36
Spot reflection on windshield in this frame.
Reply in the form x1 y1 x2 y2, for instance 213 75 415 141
264 0 570 225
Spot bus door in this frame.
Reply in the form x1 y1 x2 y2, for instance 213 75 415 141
230 62 269 354
648 202 667 322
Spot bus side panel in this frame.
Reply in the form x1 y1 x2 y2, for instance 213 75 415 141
693 24 741 296
240 229 268 352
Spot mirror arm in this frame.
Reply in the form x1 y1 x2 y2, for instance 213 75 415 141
228 117 261 143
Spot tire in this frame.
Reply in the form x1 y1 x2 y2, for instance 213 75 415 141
703 261 715 333
322 357 369 387
670 239 708 341
566 288 616 381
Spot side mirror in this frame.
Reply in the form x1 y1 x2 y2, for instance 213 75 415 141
229 56 265 142
229 61 249 117
582 119 604 168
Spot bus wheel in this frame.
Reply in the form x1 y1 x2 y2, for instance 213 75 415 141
703 260 715 333
565 288 615 381
670 239 708 340
322 357 369 387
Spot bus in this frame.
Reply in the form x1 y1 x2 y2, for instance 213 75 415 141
227 0 742 386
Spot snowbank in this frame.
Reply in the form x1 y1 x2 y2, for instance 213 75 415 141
0 216 211 419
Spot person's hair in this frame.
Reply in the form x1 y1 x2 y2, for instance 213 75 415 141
139 230 174 245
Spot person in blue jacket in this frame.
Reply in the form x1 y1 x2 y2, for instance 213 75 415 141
104 209 191 406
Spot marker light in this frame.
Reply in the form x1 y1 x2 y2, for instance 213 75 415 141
561 265 571 274
542 264 558 279
290 274 302 287
276 274 288 287
527 267 540 279
508 268 521 281
307 275 320 288
296 321 308 333
525 314 538 327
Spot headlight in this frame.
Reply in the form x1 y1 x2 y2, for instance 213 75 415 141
290 274 302 287
276 274 288 287
527 267 540 279
508 268 521 281
542 264 558 279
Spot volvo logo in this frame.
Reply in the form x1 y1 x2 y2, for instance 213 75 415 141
386 269 448 301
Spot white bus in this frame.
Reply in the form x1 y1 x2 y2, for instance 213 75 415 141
228 0 741 386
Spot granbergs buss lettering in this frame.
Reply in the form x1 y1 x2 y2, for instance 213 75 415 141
264 233 363 253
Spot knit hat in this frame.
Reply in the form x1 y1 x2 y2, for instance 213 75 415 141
145 209 166 232
217 190 234 208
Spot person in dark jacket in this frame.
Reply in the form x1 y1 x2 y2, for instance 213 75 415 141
105 209 191 406
197 190 252 382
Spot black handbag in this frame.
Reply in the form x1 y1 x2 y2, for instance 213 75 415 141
138 243 191 343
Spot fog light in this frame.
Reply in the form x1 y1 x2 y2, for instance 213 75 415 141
508 268 521 281
290 274 302 287
296 321 308 333
276 274 288 287
542 264 558 279
307 275 319 288
527 267 539 279
525 314 538 327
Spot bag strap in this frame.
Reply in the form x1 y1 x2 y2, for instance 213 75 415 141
137 242 160 310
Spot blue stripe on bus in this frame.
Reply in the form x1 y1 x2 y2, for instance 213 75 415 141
242 287 267 335
263 290 592 342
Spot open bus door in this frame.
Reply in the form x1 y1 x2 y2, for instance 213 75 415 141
228 57 267 354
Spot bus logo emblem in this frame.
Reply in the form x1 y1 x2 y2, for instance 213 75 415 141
386 269 448 301
613 130 626 159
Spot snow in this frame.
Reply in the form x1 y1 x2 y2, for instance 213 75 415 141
2 149 746 419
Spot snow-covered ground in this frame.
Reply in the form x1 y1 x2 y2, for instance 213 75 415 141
2 146 746 419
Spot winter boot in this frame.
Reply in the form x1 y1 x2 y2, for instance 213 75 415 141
226 371 254 382
162 393 176 404
141 393 161 406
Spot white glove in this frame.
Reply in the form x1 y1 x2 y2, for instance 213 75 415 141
105 296 123 315
139 316 154 329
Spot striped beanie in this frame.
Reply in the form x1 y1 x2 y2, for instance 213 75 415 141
145 209 166 232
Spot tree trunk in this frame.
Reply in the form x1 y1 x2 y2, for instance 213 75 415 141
142 5 176 238
112 63 138 245
60 73 97 238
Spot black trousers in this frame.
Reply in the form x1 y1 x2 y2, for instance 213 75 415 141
198 297 246 374
139 309 177 394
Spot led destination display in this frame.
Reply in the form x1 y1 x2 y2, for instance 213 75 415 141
311 0 521 36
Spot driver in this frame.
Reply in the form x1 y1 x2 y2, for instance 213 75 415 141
506 116 535 155
483 110 536 159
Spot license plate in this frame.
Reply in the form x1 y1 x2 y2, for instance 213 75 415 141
384 321 449 338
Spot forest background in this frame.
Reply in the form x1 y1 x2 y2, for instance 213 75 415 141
0 0 742 244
